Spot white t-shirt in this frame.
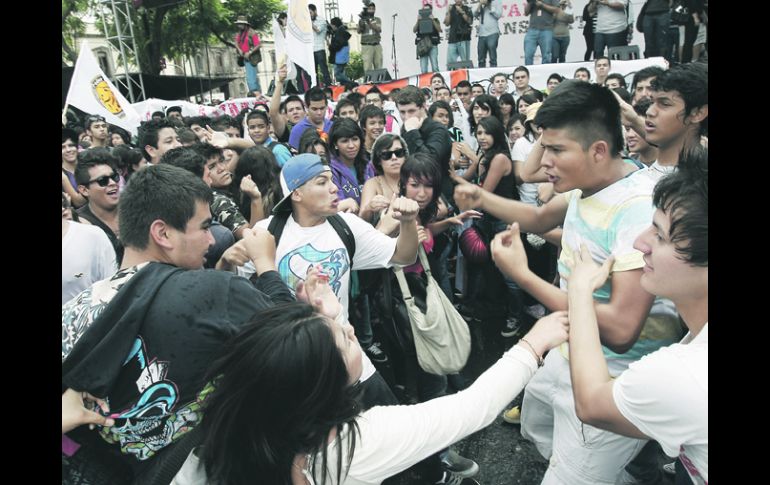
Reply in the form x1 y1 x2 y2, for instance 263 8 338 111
239 212 399 382
613 324 708 484
510 136 539 206
62 221 118 305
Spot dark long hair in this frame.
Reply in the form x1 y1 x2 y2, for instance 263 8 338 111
232 145 282 219
399 153 442 224
328 117 368 182
199 303 361 485
477 116 510 167
468 94 501 136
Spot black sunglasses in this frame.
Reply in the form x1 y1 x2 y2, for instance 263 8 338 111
87 172 120 187
380 148 406 160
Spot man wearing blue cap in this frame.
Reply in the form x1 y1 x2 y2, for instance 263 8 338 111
237 153 420 400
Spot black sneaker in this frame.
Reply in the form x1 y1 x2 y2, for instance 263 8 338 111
500 316 522 338
364 342 389 364
440 449 479 478
434 470 481 484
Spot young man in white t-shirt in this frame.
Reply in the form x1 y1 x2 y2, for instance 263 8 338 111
238 153 420 389
565 147 708 484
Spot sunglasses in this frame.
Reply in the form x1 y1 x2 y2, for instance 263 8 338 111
380 148 406 160
87 172 120 187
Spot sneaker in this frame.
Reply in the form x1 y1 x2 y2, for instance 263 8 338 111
364 342 388 364
435 470 481 484
440 449 479 478
662 461 676 475
524 304 546 320
501 316 522 337
502 406 520 424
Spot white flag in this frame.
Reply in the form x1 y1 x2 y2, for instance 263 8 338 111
273 16 297 81
65 42 142 136
286 0 316 88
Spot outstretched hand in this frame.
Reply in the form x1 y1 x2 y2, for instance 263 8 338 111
204 125 230 148
521 310 570 357
453 182 482 211
390 196 420 222
490 222 530 281
295 265 342 319
566 244 614 293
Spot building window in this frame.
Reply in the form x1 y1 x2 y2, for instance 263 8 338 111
95 50 112 77
216 53 223 70
195 55 203 73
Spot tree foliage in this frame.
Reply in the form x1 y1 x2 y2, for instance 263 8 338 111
62 0 285 75
346 51 364 81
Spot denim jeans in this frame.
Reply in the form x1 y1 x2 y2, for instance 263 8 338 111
243 60 261 93
551 36 570 63
419 45 439 73
477 33 499 67
642 11 670 57
524 28 554 65
334 63 350 83
447 42 467 67
594 30 627 58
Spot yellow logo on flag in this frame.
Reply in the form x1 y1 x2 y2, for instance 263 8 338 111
91 75 125 118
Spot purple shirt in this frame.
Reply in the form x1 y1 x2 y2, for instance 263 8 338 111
330 157 375 204
288 117 333 150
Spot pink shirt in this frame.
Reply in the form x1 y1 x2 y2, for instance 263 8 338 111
235 30 260 53
404 228 434 274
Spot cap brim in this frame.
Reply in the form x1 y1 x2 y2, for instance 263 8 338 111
271 193 294 214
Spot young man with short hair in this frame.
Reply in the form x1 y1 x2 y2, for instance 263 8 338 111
490 72 509 98
62 164 292 483
334 97 360 121
471 83 485 98
434 85 452 102
512 66 532 101
270 64 308 143
138 118 182 164
605 72 626 89
456 81 682 484
289 87 334 150
573 66 591 81
454 80 473 111
75 148 124 263
185 116 211 142
166 106 183 120
594 55 611 85
84 115 109 149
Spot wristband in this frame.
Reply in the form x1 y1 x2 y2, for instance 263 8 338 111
519 338 544 367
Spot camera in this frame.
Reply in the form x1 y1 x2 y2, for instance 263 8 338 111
360 8 372 19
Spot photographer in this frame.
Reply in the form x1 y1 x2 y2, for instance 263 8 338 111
357 2 383 72
413 4 442 74
444 0 473 68
474 0 503 68
329 17 352 84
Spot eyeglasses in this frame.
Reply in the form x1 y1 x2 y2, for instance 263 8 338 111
87 172 120 187
380 148 406 160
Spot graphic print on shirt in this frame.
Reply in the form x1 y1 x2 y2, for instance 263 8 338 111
278 244 349 295
100 336 201 461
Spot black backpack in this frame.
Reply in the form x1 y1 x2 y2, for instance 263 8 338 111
267 212 356 263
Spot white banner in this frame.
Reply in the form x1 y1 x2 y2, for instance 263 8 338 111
273 16 298 80
131 97 267 122
377 0 647 79
286 0 317 87
65 42 142 136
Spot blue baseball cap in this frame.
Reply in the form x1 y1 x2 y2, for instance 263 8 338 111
272 153 332 213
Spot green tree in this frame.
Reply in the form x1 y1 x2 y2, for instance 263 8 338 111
345 51 364 82
62 0 94 66
65 0 284 75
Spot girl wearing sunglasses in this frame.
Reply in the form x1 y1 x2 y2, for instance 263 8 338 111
358 133 408 224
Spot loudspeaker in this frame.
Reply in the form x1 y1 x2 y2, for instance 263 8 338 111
364 69 392 84
447 61 473 71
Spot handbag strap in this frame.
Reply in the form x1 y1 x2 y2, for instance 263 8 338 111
393 245 432 300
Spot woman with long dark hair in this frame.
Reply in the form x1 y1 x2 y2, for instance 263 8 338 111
328 118 374 214
359 133 408 223
230 145 282 226
169 270 568 485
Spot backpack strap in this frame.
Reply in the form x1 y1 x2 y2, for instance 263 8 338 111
327 214 356 264
266 211 290 246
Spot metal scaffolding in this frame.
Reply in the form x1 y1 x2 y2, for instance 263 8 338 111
324 0 339 20
98 0 146 102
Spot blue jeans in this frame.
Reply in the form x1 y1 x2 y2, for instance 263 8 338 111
551 36 570 63
524 28 553 65
334 63 350 83
446 41 469 67
419 45 439 73
243 60 262 93
594 30 627 58
477 33 499 67
643 12 670 58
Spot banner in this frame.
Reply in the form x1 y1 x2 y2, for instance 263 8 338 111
286 0 317 87
273 16 297 81
131 97 267 121
376 0 647 80
65 42 142 136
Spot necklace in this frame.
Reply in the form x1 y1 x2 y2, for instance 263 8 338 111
381 176 398 196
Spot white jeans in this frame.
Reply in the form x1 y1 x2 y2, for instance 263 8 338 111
521 350 647 485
